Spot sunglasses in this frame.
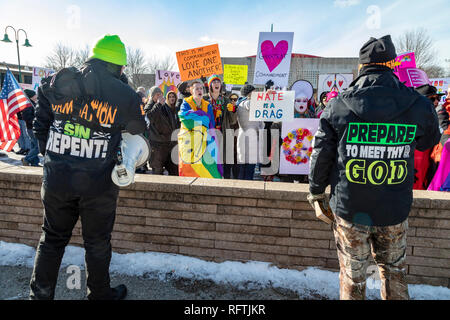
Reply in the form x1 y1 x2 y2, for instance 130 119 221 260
429 96 440 102
230 98 238 102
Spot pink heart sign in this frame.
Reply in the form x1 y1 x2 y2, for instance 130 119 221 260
260 40 289 72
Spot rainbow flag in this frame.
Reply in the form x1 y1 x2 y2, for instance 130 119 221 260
178 96 223 178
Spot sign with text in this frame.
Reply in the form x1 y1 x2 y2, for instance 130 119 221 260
32 67 54 91
19 83 33 91
398 68 429 88
223 64 248 85
176 44 223 81
429 77 450 94
279 119 320 175
249 90 295 122
155 70 181 96
253 32 294 89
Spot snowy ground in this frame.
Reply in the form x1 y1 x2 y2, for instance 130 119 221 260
1 148 449 300
1 241 449 300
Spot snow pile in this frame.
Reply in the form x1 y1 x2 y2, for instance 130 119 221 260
1 241 449 300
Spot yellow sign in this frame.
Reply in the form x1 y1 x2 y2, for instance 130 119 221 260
176 44 223 81
223 64 248 85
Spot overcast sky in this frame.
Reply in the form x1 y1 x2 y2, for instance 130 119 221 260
1 0 449 71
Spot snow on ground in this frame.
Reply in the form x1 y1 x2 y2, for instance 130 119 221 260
1 241 449 300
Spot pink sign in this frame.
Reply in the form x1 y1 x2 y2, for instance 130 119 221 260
398 68 429 88
394 52 416 78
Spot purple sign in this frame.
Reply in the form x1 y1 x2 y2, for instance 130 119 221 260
398 68 429 88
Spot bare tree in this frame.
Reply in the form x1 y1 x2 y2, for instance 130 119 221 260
395 28 438 69
124 47 149 90
44 43 91 71
73 45 91 69
44 42 76 71
422 65 446 78
147 54 176 74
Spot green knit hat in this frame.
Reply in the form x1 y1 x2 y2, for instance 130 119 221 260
90 34 127 66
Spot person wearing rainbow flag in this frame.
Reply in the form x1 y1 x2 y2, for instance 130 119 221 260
178 80 222 178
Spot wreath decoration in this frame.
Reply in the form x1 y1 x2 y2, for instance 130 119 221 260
282 128 314 164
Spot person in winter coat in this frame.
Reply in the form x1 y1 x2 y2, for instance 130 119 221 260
236 84 265 180
415 84 448 184
315 91 329 115
178 80 222 178
176 81 191 110
308 35 440 300
203 75 237 179
145 90 180 175
226 93 240 179
30 34 146 300
21 89 40 166
16 106 31 155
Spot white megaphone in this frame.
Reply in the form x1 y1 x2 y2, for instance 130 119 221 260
111 132 150 187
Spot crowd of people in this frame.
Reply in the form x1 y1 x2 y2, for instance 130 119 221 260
127 72 449 190
131 75 340 181
3 33 446 300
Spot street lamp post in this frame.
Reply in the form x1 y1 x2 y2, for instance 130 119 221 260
1 26 32 84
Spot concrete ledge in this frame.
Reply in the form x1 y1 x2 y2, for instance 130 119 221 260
0 166 449 288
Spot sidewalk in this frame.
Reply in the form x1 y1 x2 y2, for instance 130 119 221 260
0 265 300 300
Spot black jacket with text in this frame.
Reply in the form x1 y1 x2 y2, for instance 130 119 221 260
33 59 146 195
309 65 440 226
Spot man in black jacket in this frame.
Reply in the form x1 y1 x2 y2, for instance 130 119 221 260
30 34 146 300
308 35 440 300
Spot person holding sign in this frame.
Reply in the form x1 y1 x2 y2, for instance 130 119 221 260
178 81 222 178
237 84 265 180
203 75 238 179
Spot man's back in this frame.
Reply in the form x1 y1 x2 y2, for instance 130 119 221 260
310 65 440 226
34 59 145 195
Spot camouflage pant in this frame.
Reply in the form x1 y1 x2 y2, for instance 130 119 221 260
332 215 409 300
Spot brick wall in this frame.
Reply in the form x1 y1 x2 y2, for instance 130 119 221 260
0 165 449 288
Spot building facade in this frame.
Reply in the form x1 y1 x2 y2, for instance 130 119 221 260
221 54 359 90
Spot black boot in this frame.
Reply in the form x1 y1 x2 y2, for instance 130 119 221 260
112 284 127 300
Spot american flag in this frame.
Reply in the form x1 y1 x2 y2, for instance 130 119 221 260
0 70 33 152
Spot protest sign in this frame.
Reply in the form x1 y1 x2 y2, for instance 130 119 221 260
429 78 450 94
253 32 294 89
32 67 54 91
225 84 233 92
279 119 320 175
317 73 353 99
398 68 429 88
394 52 416 74
155 70 181 96
223 64 248 85
19 83 33 91
176 44 223 81
249 90 294 121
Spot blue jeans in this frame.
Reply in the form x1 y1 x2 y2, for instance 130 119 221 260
17 120 31 150
238 164 256 180
24 129 40 165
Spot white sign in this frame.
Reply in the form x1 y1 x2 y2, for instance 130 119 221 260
279 119 320 175
32 67 54 91
429 78 450 95
253 32 294 89
317 73 353 100
249 90 295 122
